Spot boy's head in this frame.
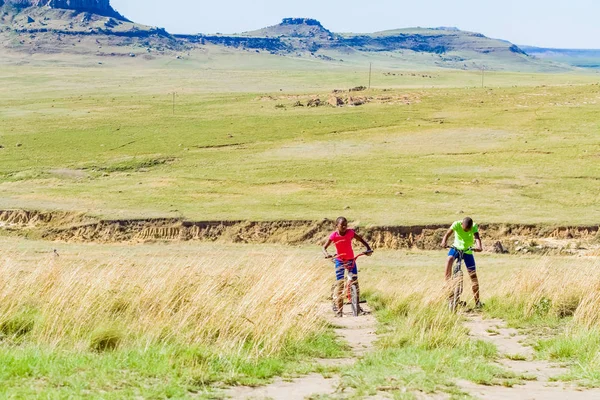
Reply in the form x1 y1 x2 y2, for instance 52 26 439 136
336 217 348 234
462 217 474 232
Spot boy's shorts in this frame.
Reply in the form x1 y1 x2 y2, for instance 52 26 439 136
448 248 476 272
334 259 357 281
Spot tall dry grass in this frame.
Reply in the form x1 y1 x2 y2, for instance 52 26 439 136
3 243 599 357
495 258 600 326
364 254 600 335
363 259 470 349
0 248 330 355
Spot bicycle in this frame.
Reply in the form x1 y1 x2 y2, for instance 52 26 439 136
328 250 373 317
447 246 473 312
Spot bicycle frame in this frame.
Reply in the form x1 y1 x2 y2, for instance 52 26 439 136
330 250 372 316
334 252 370 293
340 261 358 303
448 246 472 311
452 248 465 276
332 251 371 275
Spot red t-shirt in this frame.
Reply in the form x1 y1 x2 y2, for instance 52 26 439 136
329 229 355 260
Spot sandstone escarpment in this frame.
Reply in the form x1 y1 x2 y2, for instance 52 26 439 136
2 0 127 20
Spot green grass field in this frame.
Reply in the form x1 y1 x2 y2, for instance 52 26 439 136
1 57 600 398
0 62 599 225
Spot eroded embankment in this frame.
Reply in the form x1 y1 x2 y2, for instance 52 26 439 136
1 210 598 253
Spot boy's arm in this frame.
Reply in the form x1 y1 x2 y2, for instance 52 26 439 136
441 228 453 248
322 239 333 258
353 233 373 255
473 232 483 252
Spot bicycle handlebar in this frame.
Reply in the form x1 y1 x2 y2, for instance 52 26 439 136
447 246 474 251
327 249 373 262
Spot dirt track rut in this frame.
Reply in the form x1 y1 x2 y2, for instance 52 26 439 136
225 303 377 400
460 316 600 399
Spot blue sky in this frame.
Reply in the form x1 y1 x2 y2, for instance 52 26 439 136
111 0 598 49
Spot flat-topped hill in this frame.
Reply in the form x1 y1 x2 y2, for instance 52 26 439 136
241 17 335 40
0 10 580 71
0 0 126 20
0 2 181 60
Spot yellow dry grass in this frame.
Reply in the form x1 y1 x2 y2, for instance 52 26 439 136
0 247 330 355
2 236 600 356
364 253 600 332
507 259 600 326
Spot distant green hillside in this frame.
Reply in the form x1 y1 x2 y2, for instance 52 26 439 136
214 18 524 57
522 46 600 69
0 8 577 72
177 19 570 72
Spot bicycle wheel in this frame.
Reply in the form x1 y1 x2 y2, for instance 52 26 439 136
350 283 360 316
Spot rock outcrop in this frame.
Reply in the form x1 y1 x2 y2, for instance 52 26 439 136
241 18 335 41
281 18 325 28
2 0 127 20
226 17 528 59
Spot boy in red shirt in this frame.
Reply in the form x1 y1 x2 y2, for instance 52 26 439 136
322 217 373 317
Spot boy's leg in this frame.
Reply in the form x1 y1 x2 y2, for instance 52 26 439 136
333 261 345 315
464 254 480 304
333 280 344 315
330 283 337 311
468 271 480 304
350 261 362 313
445 249 457 300
445 248 457 280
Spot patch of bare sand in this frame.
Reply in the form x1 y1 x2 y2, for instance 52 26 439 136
225 303 376 400
328 303 378 357
226 374 340 400
458 380 600 400
460 316 600 399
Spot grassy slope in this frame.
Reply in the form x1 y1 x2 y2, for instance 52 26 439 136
1 52 600 398
1 62 599 225
236 21 566 72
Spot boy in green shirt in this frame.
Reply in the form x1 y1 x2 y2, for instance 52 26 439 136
441 217 483 308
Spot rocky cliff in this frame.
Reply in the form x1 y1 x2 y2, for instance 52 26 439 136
241 18 335 40
1 0 127 20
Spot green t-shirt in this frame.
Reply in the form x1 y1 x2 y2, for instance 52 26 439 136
451 221 478 254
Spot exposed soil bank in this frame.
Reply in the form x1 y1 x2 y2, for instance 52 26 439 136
1 210 598 253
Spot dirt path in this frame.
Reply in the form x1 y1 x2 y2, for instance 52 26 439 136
225 303 377 400
460 315 600 399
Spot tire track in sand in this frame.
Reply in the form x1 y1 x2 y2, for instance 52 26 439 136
459 315 600 399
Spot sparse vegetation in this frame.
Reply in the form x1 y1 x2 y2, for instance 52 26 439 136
352 252 600 393
2 239 600 397
506 353 528 361
0 241 346 397
1 26 600 398
0 64 599 224
82 156 175 173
